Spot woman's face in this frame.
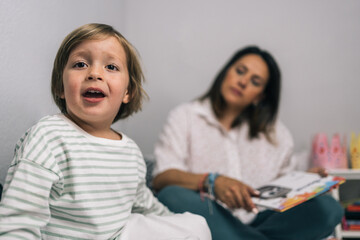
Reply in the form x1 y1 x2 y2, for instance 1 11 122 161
221 54 269 111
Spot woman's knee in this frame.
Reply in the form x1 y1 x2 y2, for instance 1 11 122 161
157 185 195 202
314 194 344 228
326 195 344 227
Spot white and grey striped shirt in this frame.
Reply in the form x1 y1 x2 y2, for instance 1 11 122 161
0 114 170 239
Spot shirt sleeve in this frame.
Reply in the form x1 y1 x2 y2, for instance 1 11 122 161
275 121 297 176
0 127 60 239
131 155 172 216
0 160 58 239
153 105 191 177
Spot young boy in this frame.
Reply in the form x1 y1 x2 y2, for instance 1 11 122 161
0 23 210 240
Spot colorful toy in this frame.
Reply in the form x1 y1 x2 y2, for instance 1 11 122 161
350 133 360 169
311 133 348 169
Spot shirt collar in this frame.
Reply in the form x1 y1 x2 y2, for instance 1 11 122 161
193 98 220 127
193 98 244 139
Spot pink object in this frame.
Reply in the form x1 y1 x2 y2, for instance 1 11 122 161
311 133 348 169
311 133 331 168
330 134 348 169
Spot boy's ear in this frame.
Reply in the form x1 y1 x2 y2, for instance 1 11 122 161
60 92 65 99
122 90 130 104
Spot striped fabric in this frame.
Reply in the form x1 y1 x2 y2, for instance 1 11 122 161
0 114 170 239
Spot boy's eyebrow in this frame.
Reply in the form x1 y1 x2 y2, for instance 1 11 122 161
105 55 124 61
69 50 125 63
69 50 90 58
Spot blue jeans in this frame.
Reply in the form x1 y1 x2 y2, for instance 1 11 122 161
157 185 343 240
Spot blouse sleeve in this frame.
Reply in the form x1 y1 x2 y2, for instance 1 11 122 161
276 121 297 176
153 104 191 177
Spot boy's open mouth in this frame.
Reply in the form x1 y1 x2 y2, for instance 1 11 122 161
82 89 105 98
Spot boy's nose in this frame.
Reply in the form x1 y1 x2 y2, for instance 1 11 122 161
87 75 103 81
87 68 103 81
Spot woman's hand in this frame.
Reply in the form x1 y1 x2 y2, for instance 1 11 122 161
214 175 260 213
308 167 328 177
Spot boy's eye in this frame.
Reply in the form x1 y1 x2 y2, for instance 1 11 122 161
106 64 119 71
73 62 87 68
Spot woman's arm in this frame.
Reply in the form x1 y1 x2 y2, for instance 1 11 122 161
153 169 204 191
153 169 259 213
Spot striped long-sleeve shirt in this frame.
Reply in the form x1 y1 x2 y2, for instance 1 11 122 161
0 114 171 239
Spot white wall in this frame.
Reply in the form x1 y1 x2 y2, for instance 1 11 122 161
0 0 359 184
120 0 360 154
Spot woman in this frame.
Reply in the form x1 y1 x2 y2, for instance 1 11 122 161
152 46 343 240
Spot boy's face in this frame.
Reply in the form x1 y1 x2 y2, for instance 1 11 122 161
61 36 130 128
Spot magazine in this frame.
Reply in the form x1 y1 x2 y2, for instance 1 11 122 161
252 171 345 212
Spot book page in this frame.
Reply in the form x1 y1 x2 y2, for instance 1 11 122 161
252 171 345 212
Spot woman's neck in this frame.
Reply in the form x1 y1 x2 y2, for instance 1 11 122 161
219 106 243 131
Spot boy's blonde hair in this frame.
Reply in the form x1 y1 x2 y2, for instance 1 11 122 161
51 23 147 122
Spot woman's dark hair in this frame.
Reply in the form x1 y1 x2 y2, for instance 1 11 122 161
200 46 281 141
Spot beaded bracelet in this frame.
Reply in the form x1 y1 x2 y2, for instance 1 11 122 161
198 173 209 201
207 172 219 198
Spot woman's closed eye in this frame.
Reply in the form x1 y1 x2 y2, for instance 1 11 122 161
106 64 119 71
250 77 262 87
236 67 245 75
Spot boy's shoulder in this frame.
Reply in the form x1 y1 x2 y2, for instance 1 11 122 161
12 115 68 166
16 115 68 146
25 114 68 135
37 114 67 125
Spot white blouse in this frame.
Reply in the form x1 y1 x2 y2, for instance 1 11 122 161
153 99 297 223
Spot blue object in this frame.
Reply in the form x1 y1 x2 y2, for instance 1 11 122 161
208 172 219 196
157 185 343 240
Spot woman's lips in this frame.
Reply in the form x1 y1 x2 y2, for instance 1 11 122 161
230 87 243 96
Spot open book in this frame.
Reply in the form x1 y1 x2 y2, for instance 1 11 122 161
252 171 345 212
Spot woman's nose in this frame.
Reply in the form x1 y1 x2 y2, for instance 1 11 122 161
238 76 249 88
